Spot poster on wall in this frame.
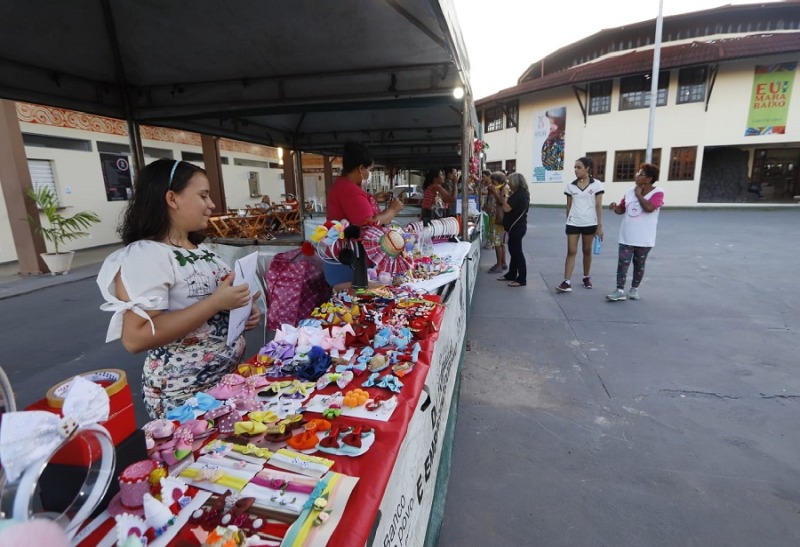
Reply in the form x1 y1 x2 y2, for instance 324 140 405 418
532 106 566 182
745 62 797 136
99 153 133 201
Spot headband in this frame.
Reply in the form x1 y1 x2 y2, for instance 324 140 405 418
168 160 181 188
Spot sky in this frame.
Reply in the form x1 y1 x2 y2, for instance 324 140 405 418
452 0 785 99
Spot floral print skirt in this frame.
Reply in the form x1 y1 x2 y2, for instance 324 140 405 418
142 312 246 419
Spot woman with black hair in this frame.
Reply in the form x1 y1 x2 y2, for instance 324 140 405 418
420 168 454 221
324 141 404 286
606 162 665 301
327 141 403 226
97 159 261 418
556 156 604 293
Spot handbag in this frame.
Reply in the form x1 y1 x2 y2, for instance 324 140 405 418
501 207 524 245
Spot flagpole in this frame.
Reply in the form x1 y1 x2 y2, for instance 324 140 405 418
646 0 665 163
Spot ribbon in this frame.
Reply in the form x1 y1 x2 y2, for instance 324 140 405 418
273 324 300 345
165 392 222 423
247 410 279 424
233 421 267 436
100 295 163 342
237 363 266 377
258 340 295 361
180 465 248 491
283 380 316 397
232 443 273 459
0 376 110 482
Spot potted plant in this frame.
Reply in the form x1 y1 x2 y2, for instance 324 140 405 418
26 186 101 275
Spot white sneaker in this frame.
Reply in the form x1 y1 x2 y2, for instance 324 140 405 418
628 288 640 300
606 288 627 301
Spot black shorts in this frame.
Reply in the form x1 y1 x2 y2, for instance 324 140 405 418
565 224 597 235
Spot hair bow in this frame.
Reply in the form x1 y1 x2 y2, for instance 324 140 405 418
274 324 300 345
258 340 295 361
374 327 392 348
0 375 110 482
248 410 279 424
151 424 195 465
282 380 316 398
237 363 267 377
232 443 273 459
390 327 413 350
165 392 221 423
296 347 332 382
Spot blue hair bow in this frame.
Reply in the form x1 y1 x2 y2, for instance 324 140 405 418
165 392 222 423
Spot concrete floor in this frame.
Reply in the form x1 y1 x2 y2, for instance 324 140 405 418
438 206 800 547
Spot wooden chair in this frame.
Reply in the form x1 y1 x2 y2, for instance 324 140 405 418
275 210 301 234
208 215 235 238
242 213 267 239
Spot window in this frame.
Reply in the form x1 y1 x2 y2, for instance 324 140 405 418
506 101 519 129
505 159 516 174
589 80 612 115
22 133 92 152
98 142 130 154
619 71 670 110
585 152 607 182
28 159 59 206
485 161 502 172
234 158 270 169
668 146 697 180
181 151 205 163
143 147 174 160
613 149 661 181
677 66 707 104
485 107 503 132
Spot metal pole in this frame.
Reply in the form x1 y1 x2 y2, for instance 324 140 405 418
461 92 471 240
646 0 664 163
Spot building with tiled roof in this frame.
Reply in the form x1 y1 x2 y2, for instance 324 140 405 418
477 1 800 205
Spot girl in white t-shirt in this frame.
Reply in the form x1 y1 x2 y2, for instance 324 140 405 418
97 159 261 418
556 157 604 293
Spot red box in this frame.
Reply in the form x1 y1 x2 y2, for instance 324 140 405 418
24 384 137 466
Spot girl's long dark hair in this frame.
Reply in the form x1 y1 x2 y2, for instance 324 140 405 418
119 159 207 245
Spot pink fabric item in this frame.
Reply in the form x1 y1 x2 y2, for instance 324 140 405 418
205 404 242 434
108 459 157 516
265 249 331 331
326 176 380 226
0 520 70 547
207 374 246 399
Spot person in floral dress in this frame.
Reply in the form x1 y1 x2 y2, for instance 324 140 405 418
98 159 261 418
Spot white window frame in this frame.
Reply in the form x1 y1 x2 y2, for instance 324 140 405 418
28 159 59 206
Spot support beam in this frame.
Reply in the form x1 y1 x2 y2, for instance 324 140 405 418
0 99 47 274
323 155 334 196
282 152 296 199
201 134 226 213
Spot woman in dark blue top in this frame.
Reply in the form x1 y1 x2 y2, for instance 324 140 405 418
494 173 530 287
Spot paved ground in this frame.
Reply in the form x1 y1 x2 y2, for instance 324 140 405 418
438 206 800 547
1 207 800 546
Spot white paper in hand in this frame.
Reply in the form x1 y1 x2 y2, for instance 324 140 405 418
226 251 260 346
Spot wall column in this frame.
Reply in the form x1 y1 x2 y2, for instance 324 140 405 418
201 134 226 213
323 155 334 195
0 100 47 274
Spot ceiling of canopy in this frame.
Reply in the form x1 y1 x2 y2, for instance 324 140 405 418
0 0 478 170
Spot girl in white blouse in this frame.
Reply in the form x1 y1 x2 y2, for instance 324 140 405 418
97 159 260 418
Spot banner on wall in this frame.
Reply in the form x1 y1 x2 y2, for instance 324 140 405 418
745 62 797 136
532 106 566 182
99 153 133 201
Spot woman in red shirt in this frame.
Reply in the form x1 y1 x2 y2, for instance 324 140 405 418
327 141 402 225
420 169 454 221
324 141 404 285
